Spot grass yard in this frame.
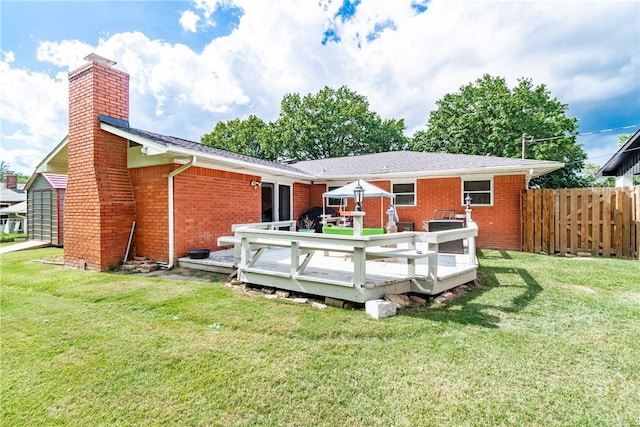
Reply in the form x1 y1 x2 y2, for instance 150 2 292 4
1 248 639 426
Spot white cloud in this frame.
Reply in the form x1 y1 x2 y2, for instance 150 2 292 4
179 10 200 33
0 0 638 175
0 56 68 174
2 50 15 63
36 39 95 69
582 132 624 167
193 0 233 18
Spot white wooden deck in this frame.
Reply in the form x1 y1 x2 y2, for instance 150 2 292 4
179 223 479 303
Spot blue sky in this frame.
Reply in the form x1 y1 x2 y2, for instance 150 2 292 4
1 0 639 175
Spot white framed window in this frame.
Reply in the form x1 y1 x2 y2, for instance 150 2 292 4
326 185 344 207
392 181 416 206
462 178 493 206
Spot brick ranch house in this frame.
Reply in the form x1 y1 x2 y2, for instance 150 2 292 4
29 55 563 271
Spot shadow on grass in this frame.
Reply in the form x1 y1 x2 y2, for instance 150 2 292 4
403 266 542 329
476 249 513 260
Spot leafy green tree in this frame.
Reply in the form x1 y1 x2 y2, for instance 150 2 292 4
275 86 408 160
411 74 587 188
203 86 408 162
0 161 9 181
0 161 29 183
617 134 631 146
580 162 614 187
201 115 278 160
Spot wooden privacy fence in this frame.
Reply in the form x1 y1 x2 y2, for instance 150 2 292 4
522 187 640 259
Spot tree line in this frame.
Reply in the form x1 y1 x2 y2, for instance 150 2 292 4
201 74 617 189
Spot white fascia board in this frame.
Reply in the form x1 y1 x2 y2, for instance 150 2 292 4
33 135 69 173
318 162 564 182
26 135 69 191
101 122 313 181
100 123 168 154
171 156 313 182
166 146 313 180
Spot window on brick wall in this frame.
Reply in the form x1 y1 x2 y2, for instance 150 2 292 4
326 185 344 207
392 182 415 206
462 178 493 206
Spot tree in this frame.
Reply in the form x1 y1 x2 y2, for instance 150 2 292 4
274 86 408 160
201 115 277 160
410 75 587 188
0 161 29 183
618 134 632 146
202 86 409 162
0 161 9 182
580 162 614 187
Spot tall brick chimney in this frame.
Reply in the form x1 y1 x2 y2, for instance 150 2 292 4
4 171 17 190
64 54 135 270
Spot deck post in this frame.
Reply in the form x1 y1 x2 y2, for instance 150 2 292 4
290 241 300 277
428 242 438 282
240 236 251 271
352 212 365 236
467 222 477 264
352 247 366 287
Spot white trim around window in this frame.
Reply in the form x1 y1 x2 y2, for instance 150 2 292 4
462 177 493 206
391 180 416 206
326 183 346 207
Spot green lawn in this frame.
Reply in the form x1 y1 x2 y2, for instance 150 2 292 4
1 248 639 426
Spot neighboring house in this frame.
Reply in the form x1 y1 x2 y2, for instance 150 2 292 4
34 54 564 271
597 129 640 187
0 172 26 233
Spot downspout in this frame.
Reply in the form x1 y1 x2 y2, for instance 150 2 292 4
525 168 534 189
167 156 196 268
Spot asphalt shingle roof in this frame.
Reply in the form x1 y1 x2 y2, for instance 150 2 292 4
100 115 562 180
0 187 26 203
293 151 557 177
99 115 310 176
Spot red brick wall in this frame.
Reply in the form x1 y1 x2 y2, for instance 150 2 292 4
309 184 326 209
130 165 262 262
293 182 311 223
408 177 462 230
130 165 261 261
308 175 525 250
173 167 260 258
129 165 171 261
472 175 525 250
65 59 135 270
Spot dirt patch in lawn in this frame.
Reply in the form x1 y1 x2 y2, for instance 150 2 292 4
624 292 640 303
561 284 597 294
134 267 230 283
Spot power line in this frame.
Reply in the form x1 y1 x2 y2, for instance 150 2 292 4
564 145 640 166
528 124 639 143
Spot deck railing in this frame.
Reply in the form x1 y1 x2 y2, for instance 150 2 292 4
224 223 478 289
231 220 296 231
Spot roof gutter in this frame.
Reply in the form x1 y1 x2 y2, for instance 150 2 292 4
316 162 565 182
167 156 196 268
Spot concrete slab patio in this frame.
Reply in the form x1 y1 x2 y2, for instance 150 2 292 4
0 240 50 255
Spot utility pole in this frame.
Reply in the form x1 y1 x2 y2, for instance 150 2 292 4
521 133 533 159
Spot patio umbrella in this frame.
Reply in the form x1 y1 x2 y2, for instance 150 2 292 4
321 180 395 228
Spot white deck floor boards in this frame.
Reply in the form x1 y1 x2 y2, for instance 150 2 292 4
181 226 478 301
179 245 476 284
